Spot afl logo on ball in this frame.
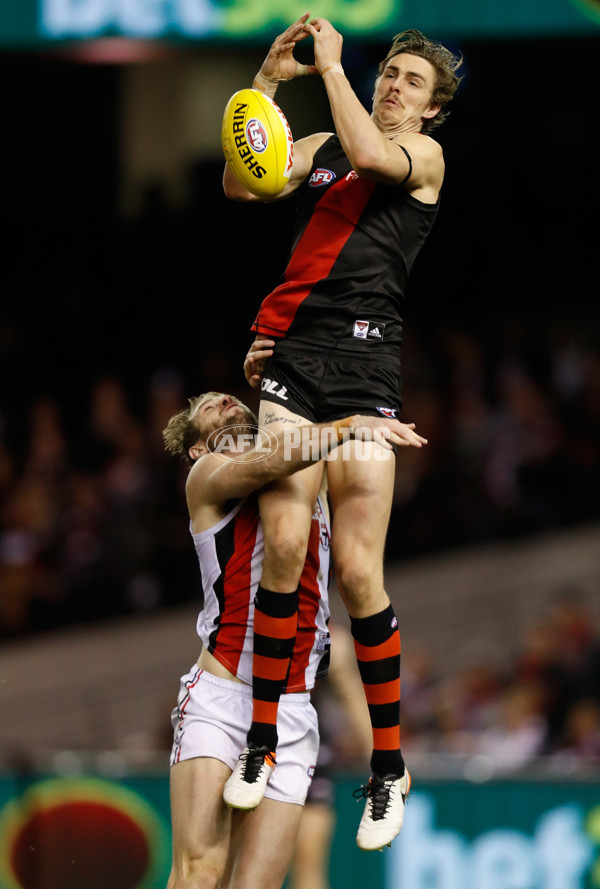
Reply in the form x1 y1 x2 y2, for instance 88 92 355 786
309 168 336 187
246 119 268 153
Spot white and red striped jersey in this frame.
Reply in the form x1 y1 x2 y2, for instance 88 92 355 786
192 493 331 692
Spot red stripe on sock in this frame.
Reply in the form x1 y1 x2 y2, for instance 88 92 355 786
254 612 298 640
354 634 400 663
253 654 291 681
363 679 400 706
373 726 401 751
252 700 279 725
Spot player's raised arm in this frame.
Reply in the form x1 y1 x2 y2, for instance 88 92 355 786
186 414 427 507
304 17 447 196
222 13 328 202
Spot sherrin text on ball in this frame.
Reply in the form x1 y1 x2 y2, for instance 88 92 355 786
222 88 294 197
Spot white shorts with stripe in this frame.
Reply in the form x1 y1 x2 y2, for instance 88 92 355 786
170 666 319 806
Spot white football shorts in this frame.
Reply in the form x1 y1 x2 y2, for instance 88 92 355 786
170 665 319 806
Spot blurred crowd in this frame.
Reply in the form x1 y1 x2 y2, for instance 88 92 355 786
1 210 600 641
0 369 199 638
262 588 600 781
1 317 599 638
2 148 600 776
388 313 600 558
399 587 600 776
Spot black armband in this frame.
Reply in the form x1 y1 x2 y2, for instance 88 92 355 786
396 143 413 186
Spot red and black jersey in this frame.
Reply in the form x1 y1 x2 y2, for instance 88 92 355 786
251 135 439 351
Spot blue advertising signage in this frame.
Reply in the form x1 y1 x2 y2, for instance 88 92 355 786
1 0 599 48
329 778 600 889
388 790 598 889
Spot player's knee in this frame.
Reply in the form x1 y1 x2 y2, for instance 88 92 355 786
264 526 310 575
335 561 370 599
334 557 385 613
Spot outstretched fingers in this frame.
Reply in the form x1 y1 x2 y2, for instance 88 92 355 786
351 417 428 450
261 13 319 81
392 422 428 447
274 13 311 50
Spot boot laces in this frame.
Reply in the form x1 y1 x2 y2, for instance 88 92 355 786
353 775 396 821
240 745 275 784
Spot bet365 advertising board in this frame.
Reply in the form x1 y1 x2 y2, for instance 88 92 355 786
331 778 600 889
0 773 599 888
1 0 600 48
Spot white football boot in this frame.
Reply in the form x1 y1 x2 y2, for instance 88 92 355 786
355 769 411 851
223 745 276 810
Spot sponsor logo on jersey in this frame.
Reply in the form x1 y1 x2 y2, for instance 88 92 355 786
309 168 336 187
261 377 289 400
353 320 386 340
246 118 268 153
377 406 397 418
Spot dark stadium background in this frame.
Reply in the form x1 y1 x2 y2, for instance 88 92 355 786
0 35 599 636
0 25 599 889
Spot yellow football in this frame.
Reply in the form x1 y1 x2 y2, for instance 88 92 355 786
222 88 294 197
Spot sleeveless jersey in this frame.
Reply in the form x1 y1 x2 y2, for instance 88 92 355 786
251 135 439 351
192 493 331 692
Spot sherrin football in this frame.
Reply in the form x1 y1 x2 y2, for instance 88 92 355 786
222 88 294 197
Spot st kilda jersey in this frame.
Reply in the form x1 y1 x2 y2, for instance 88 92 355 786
251 134 440 351
192 493 331 692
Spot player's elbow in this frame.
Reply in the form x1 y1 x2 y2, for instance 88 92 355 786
222 169 255 202
352 148 390 180
223 181 253 202
353 165 393 185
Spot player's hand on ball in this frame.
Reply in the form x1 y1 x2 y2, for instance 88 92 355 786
244 338 275 389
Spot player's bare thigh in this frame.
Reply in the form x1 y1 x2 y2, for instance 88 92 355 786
287 802 335 889
168 757 231 888
326 440 396 617
224 798 304 889
258 400 325 591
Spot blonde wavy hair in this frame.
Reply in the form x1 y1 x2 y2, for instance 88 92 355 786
163 392 255 466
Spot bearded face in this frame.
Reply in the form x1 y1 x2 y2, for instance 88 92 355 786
193 395 258 454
